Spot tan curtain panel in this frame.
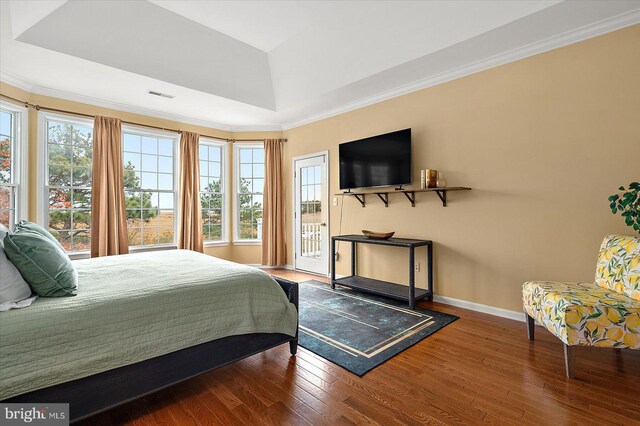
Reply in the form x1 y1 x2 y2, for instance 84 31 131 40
177 131 203 252
262 139 286 266
90 116 129 257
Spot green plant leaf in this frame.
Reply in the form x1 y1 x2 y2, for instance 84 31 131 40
608 182 640 235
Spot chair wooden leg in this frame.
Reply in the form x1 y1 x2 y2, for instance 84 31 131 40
564 344 575 379
526 313 535 341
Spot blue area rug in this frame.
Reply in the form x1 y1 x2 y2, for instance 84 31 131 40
297 280 458 376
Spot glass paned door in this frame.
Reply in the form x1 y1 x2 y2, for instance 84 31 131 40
294 154 328 275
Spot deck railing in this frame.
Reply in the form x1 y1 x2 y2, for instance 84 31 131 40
301 222 322 257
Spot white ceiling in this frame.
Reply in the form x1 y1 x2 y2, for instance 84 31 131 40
14 0 276 110
1 1 639 130
148 1 338 53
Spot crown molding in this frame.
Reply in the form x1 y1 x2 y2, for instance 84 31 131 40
0 72 34 92
32 82 234 132
281 9 640 130
3 8 639 134
1 71 285 133
230 124 283 132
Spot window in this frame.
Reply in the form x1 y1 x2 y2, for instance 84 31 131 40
0 103 27 229
234 143 264 242
199 139 228 243
122 127 178 248
42 114 93 252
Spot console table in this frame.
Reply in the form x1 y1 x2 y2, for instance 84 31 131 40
331 234 433 309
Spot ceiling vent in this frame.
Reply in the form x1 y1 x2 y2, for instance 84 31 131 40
148 90 175 99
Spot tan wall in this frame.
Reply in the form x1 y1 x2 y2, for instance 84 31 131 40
0 82 279 264
283 25 640 312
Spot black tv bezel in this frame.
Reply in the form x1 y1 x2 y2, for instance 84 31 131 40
338 128 412 190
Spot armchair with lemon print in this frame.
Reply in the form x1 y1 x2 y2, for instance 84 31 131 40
522 235 640 378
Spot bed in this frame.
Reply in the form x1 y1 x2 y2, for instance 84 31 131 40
0 250 299 422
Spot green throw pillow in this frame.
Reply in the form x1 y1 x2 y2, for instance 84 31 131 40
14 220 65 251
3 230 77 297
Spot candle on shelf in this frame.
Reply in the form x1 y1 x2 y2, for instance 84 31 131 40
426 169 438 188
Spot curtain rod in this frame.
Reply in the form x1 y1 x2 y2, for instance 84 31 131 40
0 93 286 143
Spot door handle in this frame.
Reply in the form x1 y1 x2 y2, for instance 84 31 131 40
320 222 327 227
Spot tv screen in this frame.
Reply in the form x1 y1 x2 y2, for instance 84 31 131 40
339 129 411 190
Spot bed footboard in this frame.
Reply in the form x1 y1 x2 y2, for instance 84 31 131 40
273 277 299 355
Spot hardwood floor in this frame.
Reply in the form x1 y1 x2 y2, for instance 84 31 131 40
80 269 640 425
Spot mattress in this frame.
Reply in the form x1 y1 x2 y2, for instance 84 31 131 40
0 250 297 399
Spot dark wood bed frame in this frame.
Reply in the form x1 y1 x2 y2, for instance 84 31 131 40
4 277 299 423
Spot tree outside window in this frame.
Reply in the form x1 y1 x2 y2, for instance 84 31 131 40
200 142 225 242
236 146 264 240
45 120 178 252
46 120 93 252
0 113 12 227
123 131 175 247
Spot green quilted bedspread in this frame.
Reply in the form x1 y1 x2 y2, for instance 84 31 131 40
0 250 297 399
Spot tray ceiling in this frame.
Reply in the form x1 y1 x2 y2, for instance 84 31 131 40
2 0 639 129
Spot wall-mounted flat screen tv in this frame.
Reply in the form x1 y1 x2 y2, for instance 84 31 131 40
339 129 411 190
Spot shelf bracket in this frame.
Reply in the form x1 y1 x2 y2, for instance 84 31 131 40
435 190 447 207
403 191 416 207
353 193 366 207
375 193 389 207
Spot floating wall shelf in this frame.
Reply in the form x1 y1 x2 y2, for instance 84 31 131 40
335 187 471 207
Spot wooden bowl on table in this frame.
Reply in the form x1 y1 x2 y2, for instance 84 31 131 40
362 230 395 240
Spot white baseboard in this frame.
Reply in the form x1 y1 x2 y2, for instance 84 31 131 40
256 264 294 270
431 295 524 322
266 268 526 322
333 273 524 322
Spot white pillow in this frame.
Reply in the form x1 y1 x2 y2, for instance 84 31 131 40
1 224 37 310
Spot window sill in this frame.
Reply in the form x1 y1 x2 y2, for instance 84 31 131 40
130 245 177 253
204 241 230 248
233 240 262 246
68 251 90 260
67 245 177 259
